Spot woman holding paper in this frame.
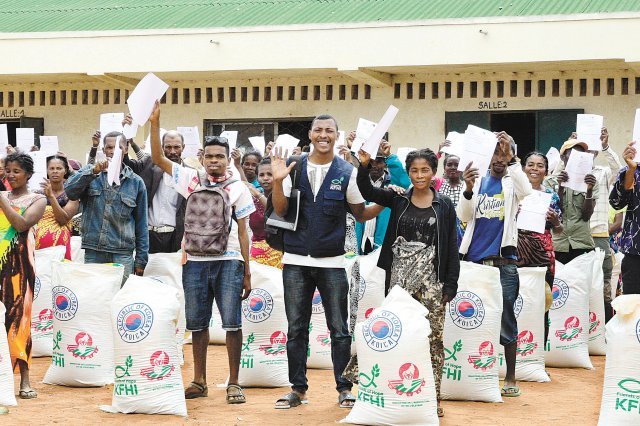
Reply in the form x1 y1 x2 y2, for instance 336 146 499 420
34 155 79 260
356 148 459 417
0 152 46 399
517 152 563 344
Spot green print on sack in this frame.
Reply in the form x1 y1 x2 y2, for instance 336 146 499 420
444 339 462 361
359 364 381 389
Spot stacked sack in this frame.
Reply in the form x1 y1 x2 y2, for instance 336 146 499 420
237 262 289 387
307 289 333 369
342 286 438 425
31 246 67 357
0 302 17 406
499 267 550 382
598 295 640 426
589 248 607 356
43 262 123 387
101 275 187 417
546 252 594 369
350 249 386 324
208 304 227 344
441 261 503 403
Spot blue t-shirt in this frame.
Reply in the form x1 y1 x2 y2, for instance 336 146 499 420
466 175 506 262
251 178 264 193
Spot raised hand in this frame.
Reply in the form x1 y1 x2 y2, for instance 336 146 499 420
264 141 275 157
358 149 372 167
380 140 391 157
495 131 514 163
40 178 54 199
270 147 296 181
149 100 160 124
623 142 637 170
230 148 241 167
91 131 101 148
463 162 479 192
557 170 569 184
584 173 596 191
92 160 108 175
600 127 609 149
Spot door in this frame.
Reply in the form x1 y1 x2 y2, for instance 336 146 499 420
20 116 45 148
445 111 490 134
536 109 583 154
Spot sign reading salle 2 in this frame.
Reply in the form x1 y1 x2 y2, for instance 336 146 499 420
0 109 25 118
478 101 508 110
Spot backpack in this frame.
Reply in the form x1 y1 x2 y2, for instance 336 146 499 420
264 155 304 251
183 172 237 256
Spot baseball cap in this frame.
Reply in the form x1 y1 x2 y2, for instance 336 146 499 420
559 139 589 155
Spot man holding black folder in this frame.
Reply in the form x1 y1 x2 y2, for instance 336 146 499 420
270 114 378 410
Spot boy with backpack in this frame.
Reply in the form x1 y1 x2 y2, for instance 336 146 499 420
149 102 254 404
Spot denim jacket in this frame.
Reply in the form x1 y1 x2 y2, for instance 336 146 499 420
65 164 149 269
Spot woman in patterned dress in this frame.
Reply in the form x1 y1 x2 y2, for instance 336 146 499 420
0 152 46 399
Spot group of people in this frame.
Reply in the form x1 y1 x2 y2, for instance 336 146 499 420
1 102 639 419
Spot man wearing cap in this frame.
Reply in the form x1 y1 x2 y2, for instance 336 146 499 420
547 138 598 264
610 141 640 295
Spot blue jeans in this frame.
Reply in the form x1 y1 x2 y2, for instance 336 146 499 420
282 265 352 393
498 264 520 346
84 249 134 285
182 260 244 332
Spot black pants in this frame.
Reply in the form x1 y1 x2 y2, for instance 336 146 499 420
554 247 592 265
149 230 181 254
622 254 640 295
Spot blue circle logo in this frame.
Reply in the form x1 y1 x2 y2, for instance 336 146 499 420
117 303 153 343
52 286 78 321
362 310 402 352
449 291 485 330
242 288 274 323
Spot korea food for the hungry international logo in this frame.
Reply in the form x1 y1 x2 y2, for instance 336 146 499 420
516 330 537 357
589 311 601 334
449 291 485 330
467 341 497 371
259 331 287 355
242 288 274 323
555 316 582 341
362 310 402 352
140 350 175 381
551 278 570 310
387 363 425 396
52 286 78 321
32 308 54 333
117 303 154 343
67 332 99 359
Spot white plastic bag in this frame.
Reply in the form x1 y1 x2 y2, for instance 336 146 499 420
545 253 593 369
343 286 438 425
0 302 17 406
307 289 332 369
69 236 84 262
208 303 227 344
498 267 550 382
102 275 187 416
597 295 640 426
238 262 289 387
589 248 607 355
144 253 186 365
441 261 503 402
31 246 67 357
611 252 623 301
43 262 124 387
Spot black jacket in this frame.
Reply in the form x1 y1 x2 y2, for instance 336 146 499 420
357 164 459 299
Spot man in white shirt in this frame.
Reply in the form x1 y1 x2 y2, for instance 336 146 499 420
149 102 253 404
270 114 379 410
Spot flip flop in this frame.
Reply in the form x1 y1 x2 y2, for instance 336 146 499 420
437 407 445 417
226 384 246 404
501 386 521 397
185 381 208 399
338 390 356 408
275 391 304 409
19 389 37 400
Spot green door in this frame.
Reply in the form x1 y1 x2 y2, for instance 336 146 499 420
536 109 583 154
445 111 490 134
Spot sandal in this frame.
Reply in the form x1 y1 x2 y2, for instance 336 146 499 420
19 389 37 399
275 391 304 409
226 384 246 404
501 386 521 397
185 381 208 399
338 390 356 409
437 407 444 417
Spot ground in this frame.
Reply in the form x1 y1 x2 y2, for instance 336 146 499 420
4 345 604 425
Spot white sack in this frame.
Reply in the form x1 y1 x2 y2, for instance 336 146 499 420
343 286 438 425
208 303 227 344
43 262 123 387
589 248 607 355
441 261 503 403
31 246 67 357
352 249 386 324
307 289 332 369
69 236 84 262
0 302 17 406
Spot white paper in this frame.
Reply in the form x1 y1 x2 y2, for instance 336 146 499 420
274 134 299 155
0 124 8 157
337 131 346 146
28 151 47 175
396 147 417 168
107 137 123 186
100 113 124 141
362 105 399 157
126 73 169 125
28 173 47 192
177 126 199 158
16 128 35 152
546 147 561 174
562 150 594 193
443 132 464 156
249 136 266 155
517 190 553 234
220 131 238 150
39 136 59 156
576 114 604 151
457 125 498 174
123 122 138 140
95 151 107 163
633 109 640 143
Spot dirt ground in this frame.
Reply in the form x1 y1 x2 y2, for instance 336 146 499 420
4 344 604 425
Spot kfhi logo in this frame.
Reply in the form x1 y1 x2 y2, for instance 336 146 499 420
615 378 640 413
449 291 485 330
329 176 344 191
259 331 287 355
67 332 99 359
311 290 325 314
316 329 331 347
513 294 524 319
551 278 570 310
555 316 582 341
242 288 274 323
516 330 538 357
589 311 601 334
387 363 425 396
117 303 154 343
140 350 175 381
52 286 78 321
32 309 54 333
362 310 402 352
467 341 497 371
